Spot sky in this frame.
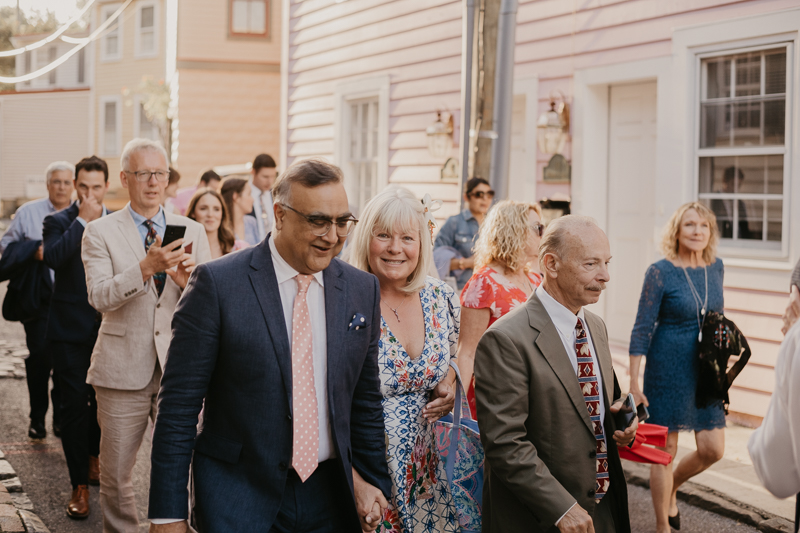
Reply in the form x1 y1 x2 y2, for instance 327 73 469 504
0 0 81 22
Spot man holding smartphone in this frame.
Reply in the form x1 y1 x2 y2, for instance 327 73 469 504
81 139 211 532
475 216 637 533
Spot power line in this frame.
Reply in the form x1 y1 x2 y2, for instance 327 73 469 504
0 0 133 85
0 0 97 58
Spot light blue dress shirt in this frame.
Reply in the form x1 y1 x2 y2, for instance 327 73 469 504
0 197 58 254
127 203 166 247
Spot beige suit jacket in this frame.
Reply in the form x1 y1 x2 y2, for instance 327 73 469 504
81 207 211 390
474 292 629 533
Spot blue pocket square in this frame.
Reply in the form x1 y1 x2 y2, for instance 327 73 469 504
348 313 368 331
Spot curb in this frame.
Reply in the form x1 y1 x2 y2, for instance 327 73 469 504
0 450 50 533
623 461 795 533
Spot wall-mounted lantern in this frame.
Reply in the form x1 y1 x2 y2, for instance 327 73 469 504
426 111 454 158
537 92 570 155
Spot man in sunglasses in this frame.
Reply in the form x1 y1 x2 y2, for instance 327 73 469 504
434 177 494 289
149 159 391 532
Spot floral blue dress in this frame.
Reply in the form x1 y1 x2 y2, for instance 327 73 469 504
629 258 727 431
376 277 461 533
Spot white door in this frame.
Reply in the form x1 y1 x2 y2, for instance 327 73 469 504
605 82 657 345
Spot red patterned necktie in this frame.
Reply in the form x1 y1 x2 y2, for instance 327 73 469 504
291 274 319 482
575 317 609 501
143 220 166 296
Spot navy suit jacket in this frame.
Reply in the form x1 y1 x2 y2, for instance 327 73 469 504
148 238 391 531
42 202 102 344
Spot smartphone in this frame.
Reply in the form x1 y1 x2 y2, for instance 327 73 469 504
162 225 186 248
613 392 637 430
636 402 650 423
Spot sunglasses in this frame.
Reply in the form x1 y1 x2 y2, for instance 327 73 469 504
469 190 495 200
530 222 545 237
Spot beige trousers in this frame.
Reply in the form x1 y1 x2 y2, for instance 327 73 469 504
94 364 162 533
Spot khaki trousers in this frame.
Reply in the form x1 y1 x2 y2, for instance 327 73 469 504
94 364 162 533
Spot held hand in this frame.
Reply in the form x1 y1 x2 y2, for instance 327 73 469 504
782 285 800 335
557 504 595 533
140 236 184 282
609 400 639 448
166 253 195 290
34 245 43 261
78 193 103 223
352 468 388 531
423 368 456 422
149 521 188 533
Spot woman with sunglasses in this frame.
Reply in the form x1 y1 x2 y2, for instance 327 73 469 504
456 200 545 417
434 177 494 289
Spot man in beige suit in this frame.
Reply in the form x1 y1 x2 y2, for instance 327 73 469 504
82 138 211 532
475 215 636 533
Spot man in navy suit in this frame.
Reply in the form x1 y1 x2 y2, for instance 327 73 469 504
43 156 110 519
149 159 391 532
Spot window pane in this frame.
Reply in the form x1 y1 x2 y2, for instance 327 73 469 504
763 99 786 144
699 155 775 195
700 102 730 148
141 6 154 28
104 102 117 152
141 30 155 53
232 1 249 33
766 155 783 194
361 103 369 159
78 48 85 83
765 51 786 94
766 200 782 242
106 34 118 56
701 100 785 147
734 54 760 97
738 199 763 240
249 0 267 34
706 57 731 99
350 104 358 159
732 101 761 146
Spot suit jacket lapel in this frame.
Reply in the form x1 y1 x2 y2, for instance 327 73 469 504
585 311 614 403
527 293 594 436
248 241 293 410
323 259 345 421
118 208 147 261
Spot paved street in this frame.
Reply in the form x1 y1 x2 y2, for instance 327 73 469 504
0 278 762 532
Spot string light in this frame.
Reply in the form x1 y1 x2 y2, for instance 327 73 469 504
0 0 133 85
0 0 96 58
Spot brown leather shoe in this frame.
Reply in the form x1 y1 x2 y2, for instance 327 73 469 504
88 456 100 486
66 485 89 519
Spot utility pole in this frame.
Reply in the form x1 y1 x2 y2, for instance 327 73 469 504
472 0 498 186
16 0 21 33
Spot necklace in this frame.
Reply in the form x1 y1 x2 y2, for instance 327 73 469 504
678 256 708 342
382 293 409 322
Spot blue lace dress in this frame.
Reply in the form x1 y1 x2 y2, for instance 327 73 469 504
629 258 727 431
376 277 460 533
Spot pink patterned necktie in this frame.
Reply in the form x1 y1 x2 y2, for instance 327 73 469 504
291 274 319 482
575 317 609 500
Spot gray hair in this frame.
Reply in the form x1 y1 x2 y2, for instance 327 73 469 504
272 158 342 205
120 138 169 171
348 186 433 294
45 161 75 183
538 215 600 271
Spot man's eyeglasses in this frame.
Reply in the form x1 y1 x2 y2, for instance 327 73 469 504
124 169 170 183
530 222 545 237
468 190 495 200
280 204 359 237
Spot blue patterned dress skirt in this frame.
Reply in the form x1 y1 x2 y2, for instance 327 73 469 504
629 258 727 432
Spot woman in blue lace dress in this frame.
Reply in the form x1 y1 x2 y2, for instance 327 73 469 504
629 202 726 533
349 186 460 533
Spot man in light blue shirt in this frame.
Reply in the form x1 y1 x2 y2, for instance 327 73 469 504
0 161 74 439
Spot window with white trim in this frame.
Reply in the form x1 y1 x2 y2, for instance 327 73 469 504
37 47 56 85
697 45 790 250
101 4 122 61
230 0 268 36
100 97 122 156
136 102 160 142
346 98 380 213
135 2 158 57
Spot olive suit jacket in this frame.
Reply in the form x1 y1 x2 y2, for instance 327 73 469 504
474 292 631 533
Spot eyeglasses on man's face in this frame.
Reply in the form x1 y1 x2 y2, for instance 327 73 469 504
280 203 359 237
124 169 170 183
469 190 495 200
530 222 545 237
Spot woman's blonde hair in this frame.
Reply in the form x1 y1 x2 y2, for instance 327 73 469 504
472 200 542 273
660 202 719 264
348 186 433 294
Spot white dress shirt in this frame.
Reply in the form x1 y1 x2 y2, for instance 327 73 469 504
536 284 607 525
269 235 335 462
252 185 274 242
748 320 800 499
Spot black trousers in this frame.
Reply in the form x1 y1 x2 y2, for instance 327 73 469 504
22 318 60 425
51 340 101 488
794 493 798 533
268 460 354 533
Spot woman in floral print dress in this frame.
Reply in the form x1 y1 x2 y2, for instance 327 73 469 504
349 186 460 533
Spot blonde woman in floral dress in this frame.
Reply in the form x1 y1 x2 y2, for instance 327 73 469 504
349 186 460 533
457 200 544 417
